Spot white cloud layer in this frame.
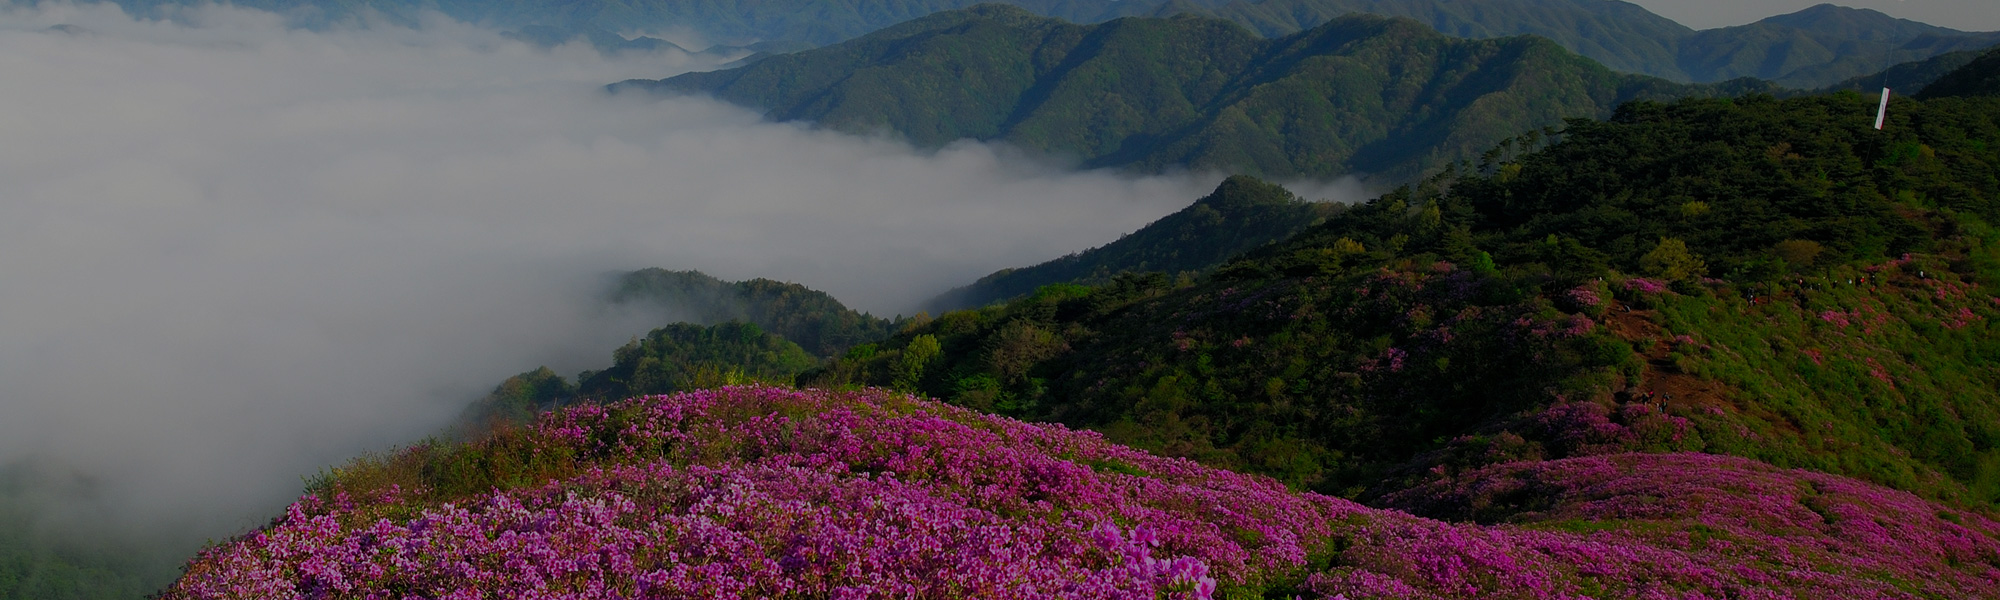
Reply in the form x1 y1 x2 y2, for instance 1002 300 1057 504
0 2 1243 548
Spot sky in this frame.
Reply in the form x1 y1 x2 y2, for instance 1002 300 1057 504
1625 0 2000 32
0 1 1351 560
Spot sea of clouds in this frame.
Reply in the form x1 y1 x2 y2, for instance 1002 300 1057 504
0 1 1267 562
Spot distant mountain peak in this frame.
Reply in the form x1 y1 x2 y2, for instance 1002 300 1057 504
1757 3 1980 39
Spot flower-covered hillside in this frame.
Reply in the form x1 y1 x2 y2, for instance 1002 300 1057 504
1384 453 2000 595
166 386 2000 599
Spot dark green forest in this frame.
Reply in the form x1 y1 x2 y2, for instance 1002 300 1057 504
628 6 1778 180
807 91 2000 507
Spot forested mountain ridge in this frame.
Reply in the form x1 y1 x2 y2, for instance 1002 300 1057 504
112 0 1996 89
1156 0 1691 78
1919 46 2000 99
623 5 1774 181
809 92 2000 510
1821 46 1993 96
1161 1 2000 87
1672 4 2000 88
926 175 1338 312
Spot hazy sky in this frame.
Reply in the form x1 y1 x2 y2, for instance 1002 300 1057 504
1625 0 2000 31
0 1 1329 552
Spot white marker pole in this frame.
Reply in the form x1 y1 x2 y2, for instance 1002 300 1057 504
1874 87 1891 130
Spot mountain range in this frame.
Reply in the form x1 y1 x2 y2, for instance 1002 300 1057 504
1170 0 2000 87
112 0 2000 89
621 6 1777 180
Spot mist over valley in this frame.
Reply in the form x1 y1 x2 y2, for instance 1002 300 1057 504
0 3 1240 588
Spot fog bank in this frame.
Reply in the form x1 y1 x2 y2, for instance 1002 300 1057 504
0 1 1238 553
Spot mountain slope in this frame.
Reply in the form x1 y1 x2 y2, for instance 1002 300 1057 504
1161 1 2000 86
926 176 1338 312
624 5 1767 180
810 92 2000 508
1676 5 2000 87
1822 46 1993 95
118 0 1997 90
166 386 2000 598
111 0 1144 45
1164 0 1693 78
1919 46 2000 99
0 461 182 600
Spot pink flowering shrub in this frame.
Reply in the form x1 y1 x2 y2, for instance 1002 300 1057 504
165 387 2000 599
1561 284 1608 317
1381 453 2000 598
1624 278 1668 295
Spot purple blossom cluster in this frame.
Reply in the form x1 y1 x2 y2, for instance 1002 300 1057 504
1564 285 1603 310
166 386 2000 599
1624 278 1668 295
1531 401 1692 456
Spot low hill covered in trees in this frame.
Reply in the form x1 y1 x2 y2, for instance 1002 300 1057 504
622 5 1774 181
458 270 901 428
608 269 898 358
